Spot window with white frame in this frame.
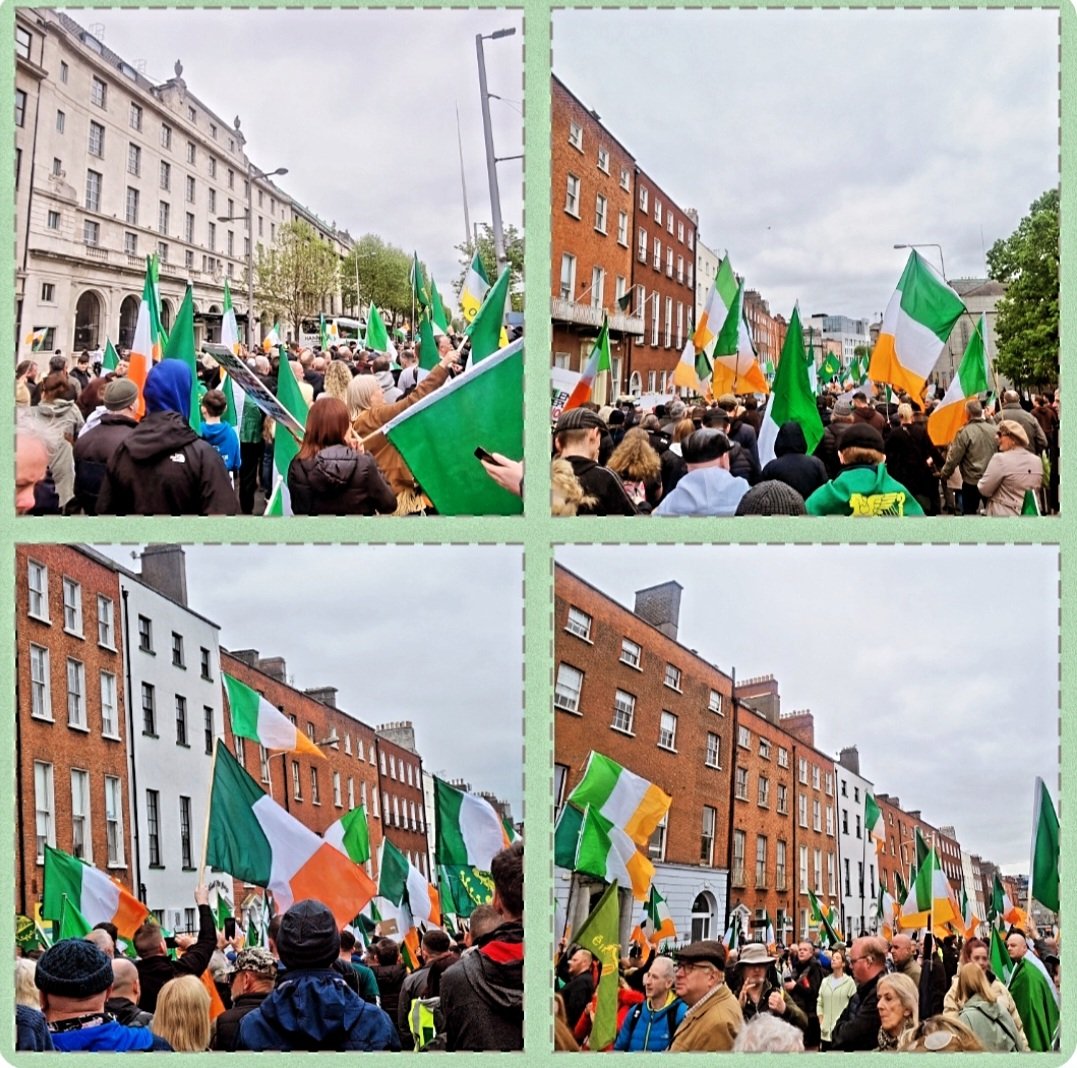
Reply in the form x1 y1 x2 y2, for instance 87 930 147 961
778 783 789 815
597 146 609 173
568 121 583 149
291 761 302 800
565 606 592 640
619 167 630 191
179 795 193 868
100 671 118 738
667 209 674 233
701 806 716 865
813 798 821 831
30 644 51 720
97 596 114 647
639 186 648 213
814 848 823 892
676 302 684 348
654 198 662 224
620 638 641 668
758 738 771 760
333 771 342 807
617 210 628 246
62 578 82 635
67 659 86 729
756 835 768 886
826 805 834 836
612 690 635 733
664 663 682 691
664 297 673 345
738 725 751 749
565 174 580 217
648 812 667 861
35 761 55 862
677 256 685 284
799 845 809 892
259 745 270 783
104 776 124 866
776 839 788 889
590 266 605 309
666 248 674 278
652 236 661 270
658 711 677 750
778 747 789 768
812 765 820 790
825 772 833 796
71 769 91 860
91 76 107 108
758 775 770 808
799 793 808 828
88 120 105 158
554 663 583 713
732 829 746 884
651 297 660 346
27 562 49 621
390 754 397 780
735 766 748 800
637 227 647 262
705 732 721 768
594 194 607 234
798 758 808 784
559 254 576 301
708 689 723 714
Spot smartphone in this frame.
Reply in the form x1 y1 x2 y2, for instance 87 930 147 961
225 917 236 940
164 936 179 949
474 447 498 464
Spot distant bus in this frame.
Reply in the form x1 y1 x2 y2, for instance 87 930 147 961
298 316 364 351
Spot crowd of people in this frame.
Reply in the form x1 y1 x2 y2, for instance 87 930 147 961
555 927 1060 1053
550 384 1060 517
15 841 523 1052
14 330 475 516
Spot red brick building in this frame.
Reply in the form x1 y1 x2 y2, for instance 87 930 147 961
16 545 132 914
874 793 964 902
551 75 642 400
374 724 430 878
744 290 787 372
554 565 736 940
629 169 696 393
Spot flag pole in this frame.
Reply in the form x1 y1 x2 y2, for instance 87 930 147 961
198 738 222 884
860 820 868 938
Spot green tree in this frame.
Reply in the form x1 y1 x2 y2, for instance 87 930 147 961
341 235 416 324
455 223 524 313
986 187 1059 388
251 220 340 339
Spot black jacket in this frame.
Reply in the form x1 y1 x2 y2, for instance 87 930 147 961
211 992 269 1051
760 422 828 500
136 903 218 1014
830 971 881 1051
565 456 638 516
73 413 137 514
97 411 238 515
287 445 396 515
104 997 152 1029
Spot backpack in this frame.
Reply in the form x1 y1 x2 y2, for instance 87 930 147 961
624 997 683 1050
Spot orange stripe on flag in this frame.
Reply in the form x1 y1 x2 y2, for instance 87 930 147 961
289 842 377 928
869 336 928 399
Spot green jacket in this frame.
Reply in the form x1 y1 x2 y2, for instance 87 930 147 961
805 464 925 517
939 418 997 483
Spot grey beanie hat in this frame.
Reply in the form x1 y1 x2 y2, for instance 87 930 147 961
735 480 807 516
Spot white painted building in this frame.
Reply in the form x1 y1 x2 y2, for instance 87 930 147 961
809 314 872 367
693 236 721 333
15 8 353 358
117 547 223 931
835 748 880 940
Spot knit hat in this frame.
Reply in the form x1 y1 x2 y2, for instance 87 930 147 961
681 428 731 464
554 408 606 434
997 419 1029 446
103 378 139 411
838 423 885 453
275 900 340 971
832 397 853 419
35 939 114 998
230 947 279 979
735 480 807 516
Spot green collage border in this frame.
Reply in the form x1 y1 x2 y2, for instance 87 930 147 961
2 0 1072 1061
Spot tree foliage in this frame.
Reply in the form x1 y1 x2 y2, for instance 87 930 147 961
455 223 525 313
341 236 417 325
252 220 340 339
986 187 1059 388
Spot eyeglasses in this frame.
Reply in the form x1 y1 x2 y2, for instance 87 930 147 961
674 962 716 974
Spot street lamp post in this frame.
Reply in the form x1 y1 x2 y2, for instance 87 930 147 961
476 27 516 274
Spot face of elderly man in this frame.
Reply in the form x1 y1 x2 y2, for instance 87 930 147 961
643 957 675 1004
674 958 722 1007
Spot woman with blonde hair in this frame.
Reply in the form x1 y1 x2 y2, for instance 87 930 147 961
954 963 1020 1051
942 937 1027 1048
15 958 39 1009
346 346 459 513
606 427 663 512
321 360 354 403
151 974 211 1052
904 1014 985 1052
874 972 919 1050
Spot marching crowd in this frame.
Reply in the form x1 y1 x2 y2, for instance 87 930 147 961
551 385 1060 517
14 332 474 517
14 842 523 1052
555 927 1060 1053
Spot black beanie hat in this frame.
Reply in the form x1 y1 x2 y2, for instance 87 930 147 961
35 939 114 999
681 428 731 464
734 480 807 516
276 900 340 971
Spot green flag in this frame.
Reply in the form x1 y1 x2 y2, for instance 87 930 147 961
215 894 232 931
819 351 841 384
265 358 309 516
162 284 201 432
324 805 371 865
378 837 411 907
1029 777 1059 913
1008 952 1060 1051
417 312 440 371
989 925 1012 983
365 305 395 356
914 828 930 869
554 805 583 870
58 895 93 940
464 267 511 365
102 338 119 372
573 880 621 1051
429 276 450 333
410 252 429 309
808 889 841 946
382 338 523 515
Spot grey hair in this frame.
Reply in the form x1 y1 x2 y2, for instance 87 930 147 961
732 1014 805 1053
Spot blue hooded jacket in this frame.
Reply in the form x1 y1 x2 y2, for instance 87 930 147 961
238 969 401 1052
143 360 192 420
49 1020 172 1052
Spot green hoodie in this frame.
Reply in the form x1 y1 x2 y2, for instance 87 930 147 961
805 463 924 517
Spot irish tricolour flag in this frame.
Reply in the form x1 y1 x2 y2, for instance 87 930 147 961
865 792 885 844
223 673 325 758
869 250 965 398
42 845 149 939
205 741 376 926
673 255 739 391
898 844 958 930
645 884 676 943
567 751 671 849
575 806 653 900
434 777 510 871
710 278 769 397
324 805 371 865
562 318 611 411
927 313 990 446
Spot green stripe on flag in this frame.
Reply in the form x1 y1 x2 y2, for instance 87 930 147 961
897 250 966 343
339 805 371 865
379 837 410 906
204 740 274 886
464 268 511 364
956 314 991 397
223 673 262 739
554 804 583 869
42 846 85 922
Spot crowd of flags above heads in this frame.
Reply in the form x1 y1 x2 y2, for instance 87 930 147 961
556 753 1059 959
567 250 994 452
29 675 518 959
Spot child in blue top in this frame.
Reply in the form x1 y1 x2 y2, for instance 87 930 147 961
200 388 241 483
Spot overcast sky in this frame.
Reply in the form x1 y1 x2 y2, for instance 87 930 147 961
97 544 524 816
554 9 1058 321
557 545 1058 873
80 9 524 305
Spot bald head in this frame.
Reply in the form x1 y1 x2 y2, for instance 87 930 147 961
110 957 140 1000
85 929 116 958
890 934 916 965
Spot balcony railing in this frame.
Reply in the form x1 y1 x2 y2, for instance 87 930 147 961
551 297 643 336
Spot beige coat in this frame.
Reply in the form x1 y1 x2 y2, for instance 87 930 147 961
943 974 1029 1051
669 983 742 1052
978 448 1042 516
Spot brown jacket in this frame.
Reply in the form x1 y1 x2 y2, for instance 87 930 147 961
669 982 742 1052
351 365 450 499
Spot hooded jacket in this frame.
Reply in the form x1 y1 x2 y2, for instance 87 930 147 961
614 993 688 1051
805 463 924 516
958 993 1021 1052
73 413 137 515
287 445 396 515
439 920 523 1051
20 398 84 507
237 969 400 1051
48 1019 172 1052
97 362 238 515
654 467 750 517
759 422 828 500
